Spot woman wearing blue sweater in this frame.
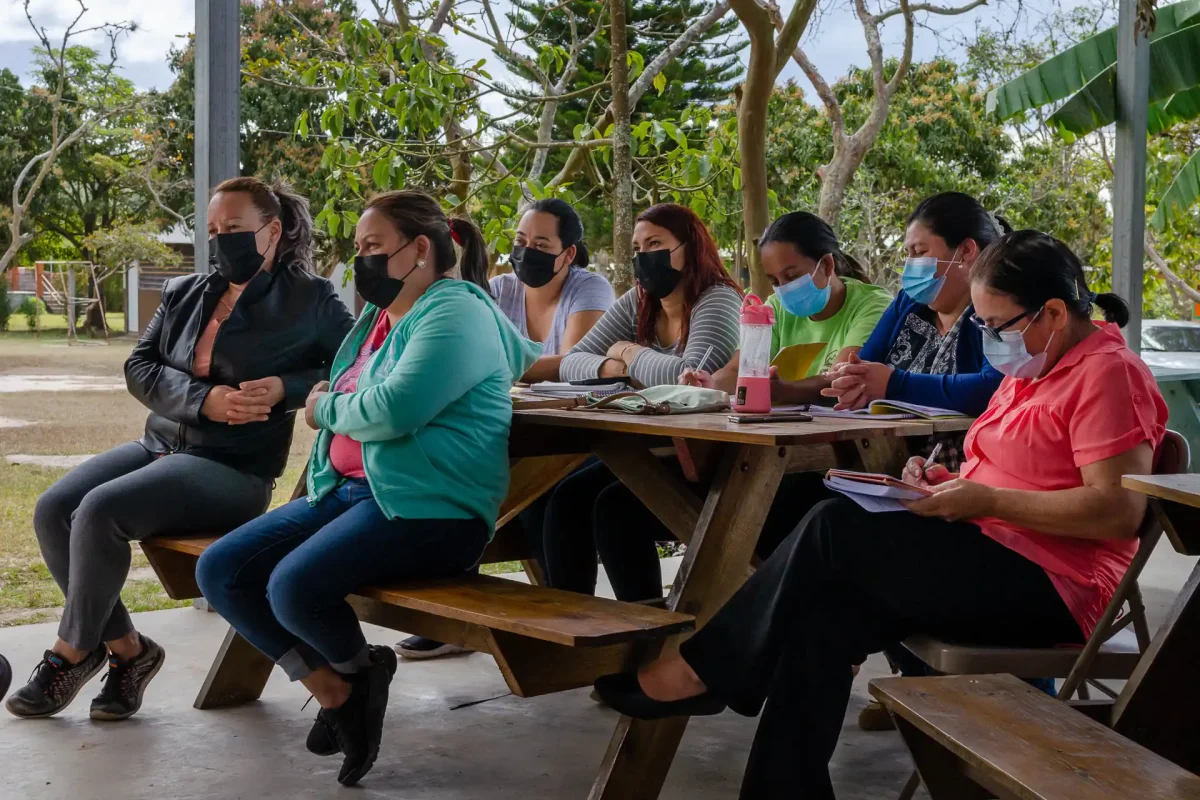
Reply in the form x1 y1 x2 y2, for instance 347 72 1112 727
822 192 1008 416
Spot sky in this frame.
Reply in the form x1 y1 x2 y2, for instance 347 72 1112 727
0 0 1083 112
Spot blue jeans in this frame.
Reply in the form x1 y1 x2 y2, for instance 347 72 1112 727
196 479 488 681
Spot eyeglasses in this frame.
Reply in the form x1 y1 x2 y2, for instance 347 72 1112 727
970 310 1034 342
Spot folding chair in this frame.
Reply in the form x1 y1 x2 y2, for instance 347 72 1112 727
894 430 1189 800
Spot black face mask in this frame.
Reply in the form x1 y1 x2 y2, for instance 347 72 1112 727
353 239 417 309
510 245 566 289
633 245 683 300
210 224 269 284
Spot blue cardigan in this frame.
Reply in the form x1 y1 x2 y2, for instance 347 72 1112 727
858 292 1002 416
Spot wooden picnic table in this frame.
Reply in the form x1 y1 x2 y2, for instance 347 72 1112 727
503 407 960 800
1115 474 1200 773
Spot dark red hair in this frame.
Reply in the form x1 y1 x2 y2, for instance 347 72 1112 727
634 203 742 350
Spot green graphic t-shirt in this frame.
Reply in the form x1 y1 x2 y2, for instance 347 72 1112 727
766 278 893 378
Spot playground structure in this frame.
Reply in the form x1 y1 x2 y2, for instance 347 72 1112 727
6 261 112 344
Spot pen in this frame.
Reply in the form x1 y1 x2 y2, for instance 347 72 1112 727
922 442 944 480
695 345 716 376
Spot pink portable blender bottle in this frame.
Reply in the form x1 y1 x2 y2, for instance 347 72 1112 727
734 294 775 414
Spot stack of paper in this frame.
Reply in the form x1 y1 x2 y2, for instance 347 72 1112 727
823 470 931 513
527 381 627 398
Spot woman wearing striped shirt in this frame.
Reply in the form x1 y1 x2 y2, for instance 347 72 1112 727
546 204 743 599
559 203 742 387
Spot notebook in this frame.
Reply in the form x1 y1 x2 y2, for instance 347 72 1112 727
770 342 826 381
823 469 931 513
801 400 966 421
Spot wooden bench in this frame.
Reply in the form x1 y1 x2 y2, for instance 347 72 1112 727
141 532 693 708
870 674 1200 800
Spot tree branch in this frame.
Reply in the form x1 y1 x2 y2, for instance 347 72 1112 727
631 1 730 105
772 0 819 77
875 0 987 22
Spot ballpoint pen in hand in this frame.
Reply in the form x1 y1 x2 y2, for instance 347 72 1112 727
695 345 716 376
922 442 944 480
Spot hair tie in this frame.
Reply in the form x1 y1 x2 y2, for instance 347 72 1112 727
448 218 464 246
987 211 1004 236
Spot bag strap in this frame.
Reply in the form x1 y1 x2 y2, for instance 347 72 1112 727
582 391 674 415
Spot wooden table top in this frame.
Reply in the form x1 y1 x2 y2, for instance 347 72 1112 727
512 407 944 446
1123 474 1200 510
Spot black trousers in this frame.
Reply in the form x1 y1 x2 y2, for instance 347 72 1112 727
679 497 1084 800
542 463 821 601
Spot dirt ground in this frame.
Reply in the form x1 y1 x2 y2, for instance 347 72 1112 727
0 332 315 627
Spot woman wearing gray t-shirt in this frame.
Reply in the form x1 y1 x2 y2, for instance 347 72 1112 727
489 200 616 382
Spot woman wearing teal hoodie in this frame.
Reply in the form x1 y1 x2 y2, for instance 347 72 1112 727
197 191 540 787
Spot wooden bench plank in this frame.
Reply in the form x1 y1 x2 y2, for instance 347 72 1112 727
144 538 694 648
870 674 1200 800
359 575 694 647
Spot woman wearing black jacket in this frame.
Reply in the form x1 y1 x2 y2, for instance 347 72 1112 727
5 177 354 722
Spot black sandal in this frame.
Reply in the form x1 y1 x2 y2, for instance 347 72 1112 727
593 672 726 720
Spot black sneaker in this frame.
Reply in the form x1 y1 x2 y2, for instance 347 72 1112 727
89 635 166 721
306 645 397 758
0 654 10 701
4 645 107 718
320 646 397 786
395 635 469 660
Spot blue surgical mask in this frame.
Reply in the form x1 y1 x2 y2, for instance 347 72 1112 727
900 247 960 306
774 266 831 318
982 309 1053 379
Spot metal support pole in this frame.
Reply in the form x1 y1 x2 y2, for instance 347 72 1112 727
194 0 241 274
1110 0 1150 352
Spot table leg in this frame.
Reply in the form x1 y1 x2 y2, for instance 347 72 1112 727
588 443 788 800
194 625 275 709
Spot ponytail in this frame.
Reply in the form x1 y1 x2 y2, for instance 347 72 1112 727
1094 293 1131 327
572 241 590 269
271 181 315 272
448 217 490 294
832 251 869 283
211 176 315 272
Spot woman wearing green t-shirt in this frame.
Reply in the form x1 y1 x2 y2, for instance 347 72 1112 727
682 212 892 402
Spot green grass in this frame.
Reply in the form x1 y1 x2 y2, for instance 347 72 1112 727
3 311 125 334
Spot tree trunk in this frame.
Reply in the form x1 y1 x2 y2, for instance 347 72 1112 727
609 0 634 290
735 21 777 299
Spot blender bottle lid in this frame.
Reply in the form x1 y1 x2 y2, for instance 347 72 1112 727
740 294 775 325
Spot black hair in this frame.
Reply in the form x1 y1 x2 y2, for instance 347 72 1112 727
525 198 589 268
213 177 315 271
365 190 490 294
759 211 869 282
972 230 1130 327
907 192 1012 251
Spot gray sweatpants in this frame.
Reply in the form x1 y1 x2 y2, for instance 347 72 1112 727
33 442 272 651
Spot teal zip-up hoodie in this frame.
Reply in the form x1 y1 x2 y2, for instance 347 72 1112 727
307 280 541 535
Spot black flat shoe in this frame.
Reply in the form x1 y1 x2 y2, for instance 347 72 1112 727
593 672 726 720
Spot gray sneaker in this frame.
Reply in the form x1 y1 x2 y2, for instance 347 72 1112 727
89 635 166 720
5 645 108 718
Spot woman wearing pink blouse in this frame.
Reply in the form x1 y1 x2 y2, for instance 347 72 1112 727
595 230 1168 800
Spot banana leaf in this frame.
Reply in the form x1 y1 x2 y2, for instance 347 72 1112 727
986 0 1200 119
1047 26 1200 140
1150 148 1200 230
1150 86 1200 134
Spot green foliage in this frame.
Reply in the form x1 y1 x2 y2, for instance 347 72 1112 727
83 222 182 270
17 297 46 330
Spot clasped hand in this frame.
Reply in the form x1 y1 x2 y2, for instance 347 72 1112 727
900 455 994 521
304 381 330 431
201 376 286 425
820 353 893 411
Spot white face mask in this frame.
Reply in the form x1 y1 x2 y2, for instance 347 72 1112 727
982 308 1053 379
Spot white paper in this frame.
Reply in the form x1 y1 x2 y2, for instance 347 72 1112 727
823 476 927 513
805 407 914 421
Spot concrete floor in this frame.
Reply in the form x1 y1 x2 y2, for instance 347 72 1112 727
0 543 1194 800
